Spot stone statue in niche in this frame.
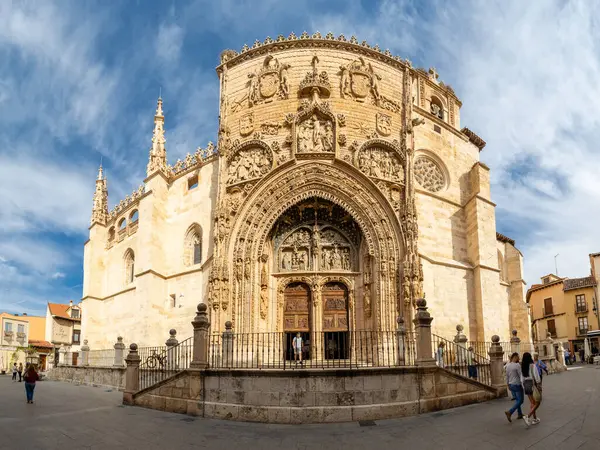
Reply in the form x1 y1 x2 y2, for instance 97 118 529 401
227 147 272 185
357 147 404 183
431 102 443 119
297 115 334 153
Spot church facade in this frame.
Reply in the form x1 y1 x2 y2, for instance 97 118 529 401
80 33 530 350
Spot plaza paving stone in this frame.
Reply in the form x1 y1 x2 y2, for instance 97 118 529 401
0 365 599 449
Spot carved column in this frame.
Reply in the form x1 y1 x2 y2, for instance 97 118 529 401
80 340 90 367
510 329 521 356
222 321 234 367
453 325 468 365
312 282 324 362
190 303 210 369
488 336 506 396
114 336 125 367
396 316 407 365
165 329 178 371
413 298 435 366
123 344 141 405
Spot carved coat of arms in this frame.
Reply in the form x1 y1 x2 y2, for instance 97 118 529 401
376 113 392 136
240 113 254 136
247 55 291 107
340 57 381 104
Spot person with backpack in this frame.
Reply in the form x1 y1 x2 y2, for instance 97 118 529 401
23 364 40 404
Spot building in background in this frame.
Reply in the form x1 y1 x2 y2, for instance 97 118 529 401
527 273 599 357
45 301 82 368
0 312 53 371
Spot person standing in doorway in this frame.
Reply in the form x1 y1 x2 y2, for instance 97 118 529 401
17 363 23 382
293 332 303 366
579 347 585 364
23 364 40 404
504 353 524 423
521 352 542 426
11 363 17 381
436 342 446 368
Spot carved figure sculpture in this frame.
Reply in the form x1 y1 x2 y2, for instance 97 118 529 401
227 147 272 186
357 147 404 183
297 115 334 153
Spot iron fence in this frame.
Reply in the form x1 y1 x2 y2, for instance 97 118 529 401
208 330 416 369
467 341 536 363
432 334 491 386
138 337 194 391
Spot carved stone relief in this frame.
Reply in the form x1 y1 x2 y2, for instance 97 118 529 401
226 146 273 186
414 156 445 192
248 55 291 107
357 147 404 184
376 113 392 136
297 114 334 154
240 113 254 136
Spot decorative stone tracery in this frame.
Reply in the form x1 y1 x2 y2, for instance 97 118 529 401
414 156 445 192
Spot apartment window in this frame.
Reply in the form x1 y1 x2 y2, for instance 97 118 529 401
71 309 80 319
544 297 553 315
576 294 586 312
578 317 589 333
73 330 81 344
17 324 25 333
4 322 12 332
547 319 557 337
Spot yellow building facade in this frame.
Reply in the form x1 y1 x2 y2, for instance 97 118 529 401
80 33 530 349
527 274 599 355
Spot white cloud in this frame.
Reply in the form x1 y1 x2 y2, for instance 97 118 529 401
51 272 66 280
156 23 185 64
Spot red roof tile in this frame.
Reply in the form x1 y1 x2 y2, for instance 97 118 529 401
48 303 80 321
28 340 54 349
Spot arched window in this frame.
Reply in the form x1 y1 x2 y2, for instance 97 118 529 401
129 210 139 223
124 249 135 285
118 218 127 230
498 250 506 282
430 96 444 120
184 224 202 266
108 227 115 242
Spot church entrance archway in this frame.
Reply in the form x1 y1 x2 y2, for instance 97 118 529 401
283 282 311 361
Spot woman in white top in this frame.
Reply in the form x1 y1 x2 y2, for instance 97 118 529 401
521 352 541 425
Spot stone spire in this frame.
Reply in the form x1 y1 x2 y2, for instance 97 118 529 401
90 164 108 226
146 96 168 177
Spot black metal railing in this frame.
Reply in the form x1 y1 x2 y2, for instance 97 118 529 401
208 330 416 370
138 337 193 390
575 304 588 314
433 335 491 386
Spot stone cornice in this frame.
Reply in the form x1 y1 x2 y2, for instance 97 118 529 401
465 192 497 208
169 154 218 184
419 253 474 270
415 188 462 208
216 32 462 104
80 286 137 302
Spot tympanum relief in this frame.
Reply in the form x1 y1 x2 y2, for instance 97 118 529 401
357 147 404 184
226 146 273 186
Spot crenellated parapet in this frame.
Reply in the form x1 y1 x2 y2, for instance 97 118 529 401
168 142 218 178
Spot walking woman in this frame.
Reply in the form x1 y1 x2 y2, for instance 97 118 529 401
521 352 541 425
504 353 524 422
23 364 40 404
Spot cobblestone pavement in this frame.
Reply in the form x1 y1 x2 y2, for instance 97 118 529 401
0 365 599 450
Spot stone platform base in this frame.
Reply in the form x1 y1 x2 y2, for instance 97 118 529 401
47 366 126 390
132 366 500 423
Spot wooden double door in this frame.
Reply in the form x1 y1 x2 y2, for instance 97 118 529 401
283 281 349 360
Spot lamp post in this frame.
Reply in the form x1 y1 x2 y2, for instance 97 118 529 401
554 253 559 275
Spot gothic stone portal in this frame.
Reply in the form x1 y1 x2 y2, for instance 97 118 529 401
272 198 360 338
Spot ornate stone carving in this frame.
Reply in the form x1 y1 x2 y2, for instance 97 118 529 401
298 55 331 99
297 114 334 154
240 113 254 136
357 146 404 184
248 55 291 106
339 57 379 103
226 144 273 186
337 134 347 146
108 185 145 221
414 156 445 192
376 113 392 136
260 122 281 135
259 254 269 320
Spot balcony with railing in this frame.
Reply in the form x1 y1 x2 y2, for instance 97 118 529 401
3 330 14 339
575 303 588 314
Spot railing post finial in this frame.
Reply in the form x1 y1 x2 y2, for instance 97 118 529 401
413 298 435 366
190 303 210 369
123 343 141 405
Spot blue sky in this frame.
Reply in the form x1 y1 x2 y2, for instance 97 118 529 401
1 0 599 316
